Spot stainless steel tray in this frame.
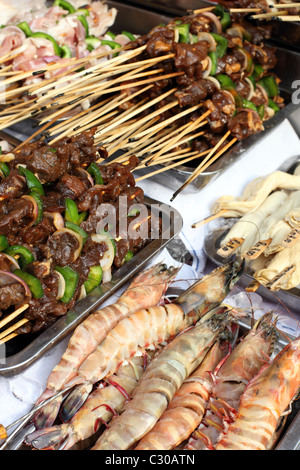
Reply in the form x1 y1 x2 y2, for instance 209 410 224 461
204 153 300 314
0 187 183 374
3 288 298 450
4 1 300 194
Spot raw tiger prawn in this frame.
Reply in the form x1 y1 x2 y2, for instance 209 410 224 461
185 311 279 450
25 353 153 450
216 336 300 450
33 262 179 429
92 304 247 450
58 257 244 422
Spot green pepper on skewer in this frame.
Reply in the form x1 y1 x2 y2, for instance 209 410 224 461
14 269 44 299
268 98 280 113
87 162 104 185
0 162 10 178
241 98 258 113
85 36 101 52
211 33 228 58
5 245 34 267
121 31 136 42
31 32 63 57
76 8 90 16
214 5 232 31
0 235 9 252
17 22 32 37
53 0 76 14
258 75 279 98
29 190 44 225
175 23 190 43
106 31 116 39
77 14 89 37
55 266 79 304
252 64 264 81
124 250 134 263
65 221 89 244
209 51 218 76
100 39 122 57
215 74 236 91
18 166 45 196
65 198 87 225
257 104 265 120
84 266 103 294
61 45 72 58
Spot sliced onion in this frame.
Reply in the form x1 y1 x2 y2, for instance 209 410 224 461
22 195 39 227
201 12 222 34
265 106 275 120
245 78 255 101
91 233 115 282
78 284 87 301
54 270 66 301
205 76 221 89
202 56 212 78
1 253 20 271
256 84 269 106
174 28 179 43
226 26 243 40
0 153 15 163
54 228 83 262
0 270 32 299
197 32 216 52
75 167 95 187
237 48 248 72
44 212 65 230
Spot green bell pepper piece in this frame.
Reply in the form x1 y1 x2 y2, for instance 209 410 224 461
258 75 279 98
211 33 228 58
76 8 90 16
252 64 264 81
0 162 10 178
31 32 62 57
77 14 89 37
0 235 9 252
257 104 265 120
209 51 218 76
14 269 44 299
84 266 103 294
106 31 116 39
55 266 79 304
241 98 258 113
124 250 134 263
5 245 34 267
121 31 136 41
53 0 76 14
61 45 72 58
87 162 104 185
215 74 236 90
214 5 231 31
29 190 43 225
268 98 280 113
85 36 101 51
17 22 32 37
176 23 190 43
18 166 45 196
65 221 89 244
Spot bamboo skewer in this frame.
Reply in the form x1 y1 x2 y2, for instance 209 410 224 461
0 304 29 331
0 318 29 341
171 132 237 201
251 10 289 18
191 209 229 229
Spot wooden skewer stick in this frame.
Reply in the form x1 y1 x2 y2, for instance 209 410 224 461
251 10 289 18
230 7 264 12
146 110 211 166
278 15 300 20
0 303 29 331
191 209 229 228
0 318 29 341
270 3 300 8
171 133 237 201
190 7 215 14
0 332 18 345
135 149 211 182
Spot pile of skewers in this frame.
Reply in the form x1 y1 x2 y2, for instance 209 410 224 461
197 163 300 292
216 0 300 23
0 4 286 198
1 260 299 451
0 129 154 342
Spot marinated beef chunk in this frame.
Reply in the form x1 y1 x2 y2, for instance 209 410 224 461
228 109 264 140
47 230 81 266
18 216 55 245
176 78 216 107
0 283 25 314
0 198 34 235
146 27 174 57
205 90 236 133
55 174 89 200
0 169 27 200
71 239 107 281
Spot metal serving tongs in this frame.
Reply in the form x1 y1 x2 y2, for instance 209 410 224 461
0 385 75 450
